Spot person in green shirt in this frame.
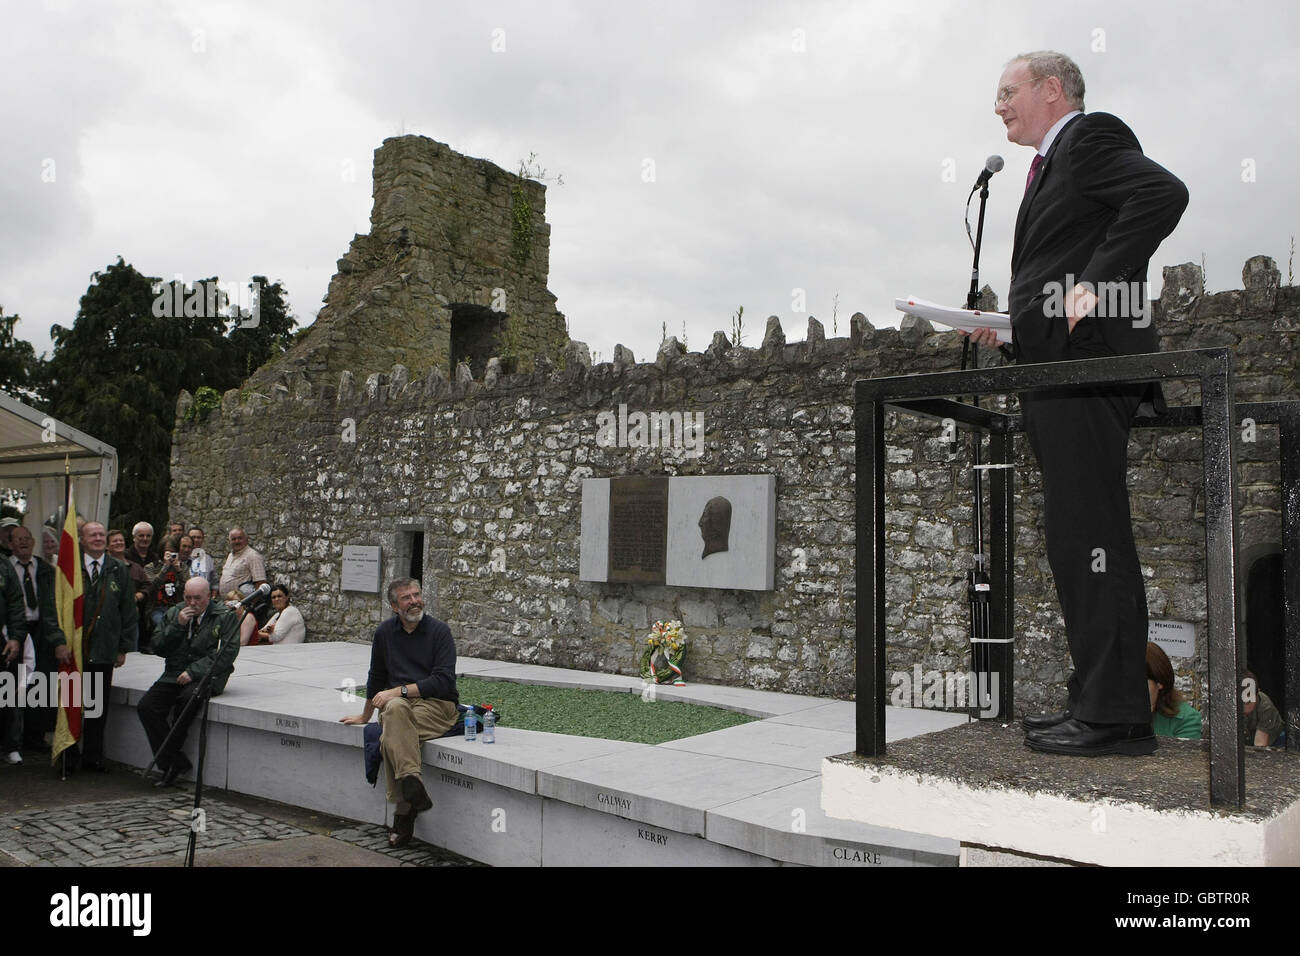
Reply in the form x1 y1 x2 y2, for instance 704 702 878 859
1146 642 1202 739
1243 670 1284 747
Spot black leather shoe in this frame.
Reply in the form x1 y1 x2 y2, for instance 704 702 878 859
1025 718 1157 756
1022 709 1072 732
400 775 433 813
154 764 183 788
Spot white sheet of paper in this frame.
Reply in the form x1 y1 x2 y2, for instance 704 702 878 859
894 295 1013 344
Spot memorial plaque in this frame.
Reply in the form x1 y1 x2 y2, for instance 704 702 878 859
607 476 669 584
341 545 382 592
665 475 776 590
1149 619 1195 657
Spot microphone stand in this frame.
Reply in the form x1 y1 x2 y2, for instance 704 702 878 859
960 176 993 718
140 661 219 868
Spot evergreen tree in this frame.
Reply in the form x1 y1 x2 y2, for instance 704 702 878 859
0 309 41 402
40 258 296 531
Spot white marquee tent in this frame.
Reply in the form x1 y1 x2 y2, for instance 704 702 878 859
0 389 117 560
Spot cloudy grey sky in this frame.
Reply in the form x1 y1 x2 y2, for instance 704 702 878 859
2 0 1297 366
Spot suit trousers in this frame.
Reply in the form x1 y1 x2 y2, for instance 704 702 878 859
24 620 56 742
80 663 115 764
1 657 22 752
1021 377 1152 725
378 697 459 805
137 680 203 772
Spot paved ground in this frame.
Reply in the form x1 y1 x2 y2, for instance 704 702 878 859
0 748 479 868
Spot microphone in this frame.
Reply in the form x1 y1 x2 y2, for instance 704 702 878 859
973 154 1004 189
236 583 272 608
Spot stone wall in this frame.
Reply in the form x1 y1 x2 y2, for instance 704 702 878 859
249 135 568 391
170 255 1298 712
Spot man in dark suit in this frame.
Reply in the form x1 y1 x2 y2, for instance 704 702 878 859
78 521 138 771
968 51 1188 756
7 526 68 757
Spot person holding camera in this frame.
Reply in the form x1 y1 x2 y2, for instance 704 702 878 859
148 534 193 640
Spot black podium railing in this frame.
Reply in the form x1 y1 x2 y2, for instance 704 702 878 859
854 347 1297 808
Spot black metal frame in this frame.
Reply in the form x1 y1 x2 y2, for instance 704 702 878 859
854 347 1297 808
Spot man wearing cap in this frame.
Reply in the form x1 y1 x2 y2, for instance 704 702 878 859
0 516 19 559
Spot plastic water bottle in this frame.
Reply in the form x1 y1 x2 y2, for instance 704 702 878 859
483 707 496 744
464 706 477 741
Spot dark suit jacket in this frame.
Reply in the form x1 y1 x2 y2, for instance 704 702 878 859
1009 112 1188 364
83 554 138 664
0 559 27 647
8 555 65 650
152 602 240 696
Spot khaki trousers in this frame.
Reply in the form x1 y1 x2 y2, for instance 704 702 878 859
379 697 459 804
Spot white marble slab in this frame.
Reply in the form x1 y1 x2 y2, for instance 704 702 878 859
225 724 387 825
413 769 543 866
541 797 779 867
767 701 972 741
422 728 645 794
659 720 857 772
105 702 231 787
538 747 813 836
706 777 959 867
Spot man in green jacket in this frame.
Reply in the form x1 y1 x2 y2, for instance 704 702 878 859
0 552 30 764
137 577 240 787
79 522 138 772
7 526 69 759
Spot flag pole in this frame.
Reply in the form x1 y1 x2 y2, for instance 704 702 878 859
63 456 68 782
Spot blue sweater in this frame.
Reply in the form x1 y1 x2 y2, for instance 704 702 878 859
366 613 459 704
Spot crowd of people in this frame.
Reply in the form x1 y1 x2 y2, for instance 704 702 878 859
0 517 306 772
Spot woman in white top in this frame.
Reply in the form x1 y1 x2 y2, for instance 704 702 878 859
259 583 306 644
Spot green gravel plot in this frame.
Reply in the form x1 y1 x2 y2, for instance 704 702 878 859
457 677 757 744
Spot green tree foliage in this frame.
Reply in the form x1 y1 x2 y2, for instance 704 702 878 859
0 309 41 401
39 258 296 531
233 276 296 377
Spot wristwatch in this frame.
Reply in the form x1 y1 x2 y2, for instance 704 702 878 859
400 684 409 698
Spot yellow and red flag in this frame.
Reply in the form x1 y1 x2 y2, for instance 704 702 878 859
52 484 84 764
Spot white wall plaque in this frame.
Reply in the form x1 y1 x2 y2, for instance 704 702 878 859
342 545 382 593
1148 619 1195 658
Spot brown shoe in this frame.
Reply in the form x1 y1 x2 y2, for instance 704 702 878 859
388 810 414 848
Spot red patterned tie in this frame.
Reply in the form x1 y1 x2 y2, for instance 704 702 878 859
1025 153 1044 192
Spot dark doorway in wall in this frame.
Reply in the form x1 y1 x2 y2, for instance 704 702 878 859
450 304 506 379
1246 551 1284 718
394 528 425 590
408 531 425 583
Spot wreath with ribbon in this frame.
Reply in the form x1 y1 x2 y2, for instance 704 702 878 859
640 619 687 685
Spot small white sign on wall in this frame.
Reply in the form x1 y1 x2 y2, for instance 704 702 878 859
1149 619 1195 658
341 545 382 593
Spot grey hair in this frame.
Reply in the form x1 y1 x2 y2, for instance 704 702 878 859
1010 50 1085 110
131 520 154 536
386 576 421 604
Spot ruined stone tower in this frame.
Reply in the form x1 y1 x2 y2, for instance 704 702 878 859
253 135 569 389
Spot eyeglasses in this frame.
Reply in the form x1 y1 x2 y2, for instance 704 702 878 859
994 77 1044 108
